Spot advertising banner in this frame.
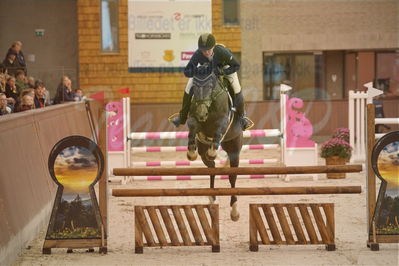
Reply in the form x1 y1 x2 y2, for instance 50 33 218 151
128 0 212 72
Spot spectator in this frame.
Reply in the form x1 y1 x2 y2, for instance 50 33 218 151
73 88 85 101
20 88 35 98
0 93 12 115
5 76 19 103
2 50 21 76
8 41 27 74
16 94 34 112
54 76 74 104
15 70 27 92
1 74 15 106
33 80 47 108
27 76 35 89
0 73 5 93
0 62 5 73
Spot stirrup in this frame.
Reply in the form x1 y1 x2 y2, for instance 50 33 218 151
242 117 254 131
168 113 179 123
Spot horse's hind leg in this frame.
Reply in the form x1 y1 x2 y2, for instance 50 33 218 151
198 142 216 203
222 136 242 222
186 118 198 161
228 151 240 221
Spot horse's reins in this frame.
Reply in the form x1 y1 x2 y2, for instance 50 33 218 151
196 74 235 146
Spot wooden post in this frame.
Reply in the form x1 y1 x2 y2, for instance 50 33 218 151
113 186 362 197
113 165 363 176
209 205 220 252
97 102 108 254
249 205 259 252
134 206 144 254
366 104 376 241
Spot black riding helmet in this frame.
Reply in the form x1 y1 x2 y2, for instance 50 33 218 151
198 33 216 51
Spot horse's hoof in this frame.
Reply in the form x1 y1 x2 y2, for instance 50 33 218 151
187 150 198 161
208 196 216 204
230 212 240 222
206 149 217 161
230 202 240 222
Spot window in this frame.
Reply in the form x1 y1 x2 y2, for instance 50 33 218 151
101 0 119 53
263 53 325 100
232 52 241 79
375 51 399 96
223 0 239 25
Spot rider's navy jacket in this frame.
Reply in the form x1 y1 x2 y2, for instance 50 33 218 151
184 44 240 78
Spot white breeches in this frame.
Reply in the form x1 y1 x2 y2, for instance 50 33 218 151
184 72 242 94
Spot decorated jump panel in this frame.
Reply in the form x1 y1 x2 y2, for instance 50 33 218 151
43 136 106 254
370 132 399 237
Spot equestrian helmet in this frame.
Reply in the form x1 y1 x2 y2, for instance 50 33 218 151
198 33 216 51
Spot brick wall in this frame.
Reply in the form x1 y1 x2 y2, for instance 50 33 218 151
77 0 241 103
240 0 399 101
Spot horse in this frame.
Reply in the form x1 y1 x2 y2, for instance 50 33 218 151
185 65 243 221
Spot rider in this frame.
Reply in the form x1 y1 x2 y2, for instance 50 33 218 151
172 33 251 130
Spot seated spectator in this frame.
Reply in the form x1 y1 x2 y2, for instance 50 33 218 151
15 70 27 92
8 41 27 74
0 63 5 73
0 93 12 115
34 79 51 105
20 88 35 98
27 76 35 89
0 73 5 93
2 50 21 77
5 76 19 103
73 88 85 101
1 74 15 106
54 76 74 104
33 80 48 108
16 94 34 112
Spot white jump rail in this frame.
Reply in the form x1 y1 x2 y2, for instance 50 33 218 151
117 87 291 183
111 174 279 182
131 144 279 153
132 159 278 167
129 129 281 140
349 82 397 162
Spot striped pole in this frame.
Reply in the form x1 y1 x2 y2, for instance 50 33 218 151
129 129 281 140
131 159 278 167
131 144 279 153
116 174 279 182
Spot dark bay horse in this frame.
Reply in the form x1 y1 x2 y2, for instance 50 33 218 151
186 65 243 221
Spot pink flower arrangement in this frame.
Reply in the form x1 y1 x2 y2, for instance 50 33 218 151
321 137 352 159
332 128 350 143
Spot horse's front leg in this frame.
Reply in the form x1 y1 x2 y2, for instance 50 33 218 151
186 117 199 161
206 118 229 160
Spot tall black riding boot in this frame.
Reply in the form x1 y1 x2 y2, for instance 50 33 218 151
179 92 192 124
172 92 192 127
234 92 252 130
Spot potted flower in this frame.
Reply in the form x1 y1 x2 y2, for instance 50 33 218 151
321 128 352 179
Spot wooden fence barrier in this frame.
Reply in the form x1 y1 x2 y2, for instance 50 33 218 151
134 204 219 253
249 203 335 252
113 165 363 176
113 186 361 197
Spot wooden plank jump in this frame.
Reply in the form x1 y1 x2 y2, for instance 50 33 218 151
134 204 219 253
113 186 361 197
113 165 363 176
249 203 336 252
